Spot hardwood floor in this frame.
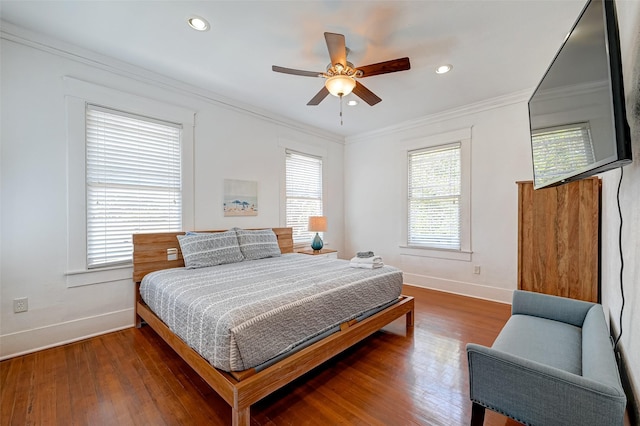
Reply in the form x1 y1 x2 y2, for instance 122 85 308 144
1 286 523 426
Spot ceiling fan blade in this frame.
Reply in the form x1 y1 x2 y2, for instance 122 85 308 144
357 57 411 78
272 65 323 78
324 32 347 67
352 81 382 106
307 86 330 106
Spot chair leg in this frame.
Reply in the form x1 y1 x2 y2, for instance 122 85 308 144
470 402 485 426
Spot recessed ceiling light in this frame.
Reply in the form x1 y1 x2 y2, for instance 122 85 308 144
347 100 358 106
435 64 453 74
188 16 210 31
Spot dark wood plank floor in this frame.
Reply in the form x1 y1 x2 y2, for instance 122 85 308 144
1 286 524 426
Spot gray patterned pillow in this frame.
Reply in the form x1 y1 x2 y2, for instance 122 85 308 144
235 229 281 260
177 230 244 269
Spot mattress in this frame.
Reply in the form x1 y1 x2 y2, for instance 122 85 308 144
139 253 403 371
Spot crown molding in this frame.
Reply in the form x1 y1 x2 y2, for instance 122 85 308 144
0 20 344 144
345 88 533 144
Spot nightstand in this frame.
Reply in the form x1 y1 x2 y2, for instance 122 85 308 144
297 248 338 259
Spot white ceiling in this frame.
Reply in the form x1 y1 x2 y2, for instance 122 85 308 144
0 0 588 138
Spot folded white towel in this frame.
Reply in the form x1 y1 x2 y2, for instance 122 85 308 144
350 262 384 269
349 255 383 264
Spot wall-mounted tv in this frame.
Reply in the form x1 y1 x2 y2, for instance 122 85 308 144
528 0 632 189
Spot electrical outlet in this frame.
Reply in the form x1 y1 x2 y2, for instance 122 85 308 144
473 265 481 275
167 248 178 261
13 297 28 313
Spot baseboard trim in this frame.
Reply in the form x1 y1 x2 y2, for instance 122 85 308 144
403 273 513 304
0 308 134 360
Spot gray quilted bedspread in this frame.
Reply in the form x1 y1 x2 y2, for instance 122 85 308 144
140 253 403 371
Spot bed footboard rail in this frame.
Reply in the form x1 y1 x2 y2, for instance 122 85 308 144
135 295 414 426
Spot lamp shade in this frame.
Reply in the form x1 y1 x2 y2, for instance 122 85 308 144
308 216 327 232
325 75 356 97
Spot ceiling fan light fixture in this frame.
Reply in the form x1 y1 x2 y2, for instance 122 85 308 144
188 16 210 31
325 75 356 97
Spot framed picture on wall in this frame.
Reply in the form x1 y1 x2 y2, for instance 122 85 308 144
223 179 258 217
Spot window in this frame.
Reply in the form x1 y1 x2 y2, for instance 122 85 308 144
85 104 182 268
285 150 323 244
531 123 595 185
401 128 470 260
408 143 462 250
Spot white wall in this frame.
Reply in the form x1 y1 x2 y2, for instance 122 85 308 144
600 0 640 416
344 96 532 303
344 0 640 412
0 28 344 358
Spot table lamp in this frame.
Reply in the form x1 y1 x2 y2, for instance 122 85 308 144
308 216 327 251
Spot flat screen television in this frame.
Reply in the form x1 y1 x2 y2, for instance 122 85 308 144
528 0 632 189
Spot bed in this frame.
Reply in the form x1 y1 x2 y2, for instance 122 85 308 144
133 227 414 425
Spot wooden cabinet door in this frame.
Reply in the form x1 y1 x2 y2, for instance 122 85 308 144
517 178 600 302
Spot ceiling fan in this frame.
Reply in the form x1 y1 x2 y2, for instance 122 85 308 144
272 32 411 107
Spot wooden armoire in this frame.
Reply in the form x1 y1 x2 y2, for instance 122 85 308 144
517 177 601 303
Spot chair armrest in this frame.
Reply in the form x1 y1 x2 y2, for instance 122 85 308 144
582 305 626 392
511 290 594 327
467 343 626 426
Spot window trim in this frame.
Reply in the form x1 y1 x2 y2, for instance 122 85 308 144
64 77 195 285
399 128 472 261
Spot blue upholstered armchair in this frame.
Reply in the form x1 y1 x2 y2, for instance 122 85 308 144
466 290 626 426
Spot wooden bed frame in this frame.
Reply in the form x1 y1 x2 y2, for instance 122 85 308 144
132 227 414 426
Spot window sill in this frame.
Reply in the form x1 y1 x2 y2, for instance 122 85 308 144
399 245 472 262
65 264 133 288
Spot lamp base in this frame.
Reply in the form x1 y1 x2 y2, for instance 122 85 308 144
311 233 324 251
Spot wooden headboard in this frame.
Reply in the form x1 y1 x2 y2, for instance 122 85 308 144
132 227 293 282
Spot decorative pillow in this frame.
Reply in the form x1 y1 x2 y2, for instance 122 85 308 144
177 230 244 269
235 228 281 260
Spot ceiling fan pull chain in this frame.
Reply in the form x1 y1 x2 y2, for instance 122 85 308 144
339 94 344 126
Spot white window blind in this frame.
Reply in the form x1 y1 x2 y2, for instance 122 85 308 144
532 123 595 185
86 104 182 268
285 150 323 244
408 143 461 250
